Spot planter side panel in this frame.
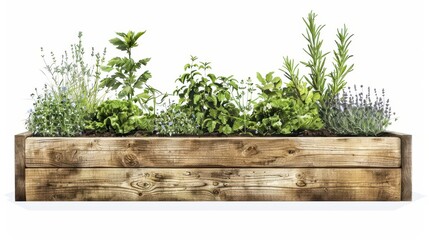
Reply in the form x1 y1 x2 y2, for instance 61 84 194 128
26 168 401 201
25 137 401 168
15 132 31 201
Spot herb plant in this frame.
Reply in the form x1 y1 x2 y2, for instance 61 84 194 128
282 11 354 106
322 85 395 136
155 101 200 136
26 85 85 137
101 31 152 100
27 32 106 136
174 56 241 135
88 99 152 135
40 32 106 116
252 72 323 135
231 77 256 135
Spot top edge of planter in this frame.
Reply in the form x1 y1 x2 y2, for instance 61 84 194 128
16 131 410 139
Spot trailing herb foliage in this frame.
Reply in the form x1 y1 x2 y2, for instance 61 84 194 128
26 85 85 136
252 72 323 135
283 11 354 106
87 99 153 134
322 85 395 136
174 56 241 135
155 102 200 136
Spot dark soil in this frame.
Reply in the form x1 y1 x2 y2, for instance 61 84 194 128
77 129 386 138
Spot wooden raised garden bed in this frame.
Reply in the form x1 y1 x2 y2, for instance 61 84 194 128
15 132 411 201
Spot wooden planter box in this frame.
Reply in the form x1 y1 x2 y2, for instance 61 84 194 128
15 132 412 201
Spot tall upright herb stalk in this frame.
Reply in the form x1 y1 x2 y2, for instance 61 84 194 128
41 32 107 115
282 11 354 106
100 31 166 117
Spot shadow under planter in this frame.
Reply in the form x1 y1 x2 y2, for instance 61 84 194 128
15 132 412 201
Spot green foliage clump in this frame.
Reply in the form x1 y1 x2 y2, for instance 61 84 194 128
155 102 200 136
88 100 152 134
27 32 106 136
283 11 354 106
26 85 85 136
252 72 323 135
40 32 107 115
174 56 241 135
230 77 256 135
322 85 395 136
101 31 153 100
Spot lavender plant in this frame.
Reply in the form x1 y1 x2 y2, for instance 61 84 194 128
27 32 106 136
322 85 396 136
41 32 106 115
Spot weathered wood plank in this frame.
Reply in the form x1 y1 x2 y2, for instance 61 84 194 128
25 168 401 201
390 132 412 201
15 132 32 201
25 137 401 168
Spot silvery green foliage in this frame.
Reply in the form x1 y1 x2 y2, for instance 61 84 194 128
322 85 396 136
26 85 85 137
41 32 106 115
155 102 201 136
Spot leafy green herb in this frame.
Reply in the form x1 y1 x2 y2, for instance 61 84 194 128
252 72 323 135
174 56 241 135
101 31 156 101
88 99 153 135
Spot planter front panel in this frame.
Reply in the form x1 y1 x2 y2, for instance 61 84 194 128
16 133 411 201
25 168 401 201
25 137 401 168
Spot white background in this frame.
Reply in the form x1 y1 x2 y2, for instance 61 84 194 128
0 0 428 239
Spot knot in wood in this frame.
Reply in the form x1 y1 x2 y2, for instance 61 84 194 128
54 152 64 162
296 180 307 187
213 189 220 195
242 144 259 157
295 173 305 180
121 153 139 167
137 182 151 189
288 149 296 154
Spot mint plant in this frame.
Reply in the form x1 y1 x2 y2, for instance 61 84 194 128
174 56 241 135
252 72 323 135
101 31 152 100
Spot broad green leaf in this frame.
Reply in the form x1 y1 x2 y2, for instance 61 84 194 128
194 94 201 104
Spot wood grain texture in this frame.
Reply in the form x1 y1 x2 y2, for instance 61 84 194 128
15 132 32 201
25 137 401 168
391 132 412 201
25 168 401 201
